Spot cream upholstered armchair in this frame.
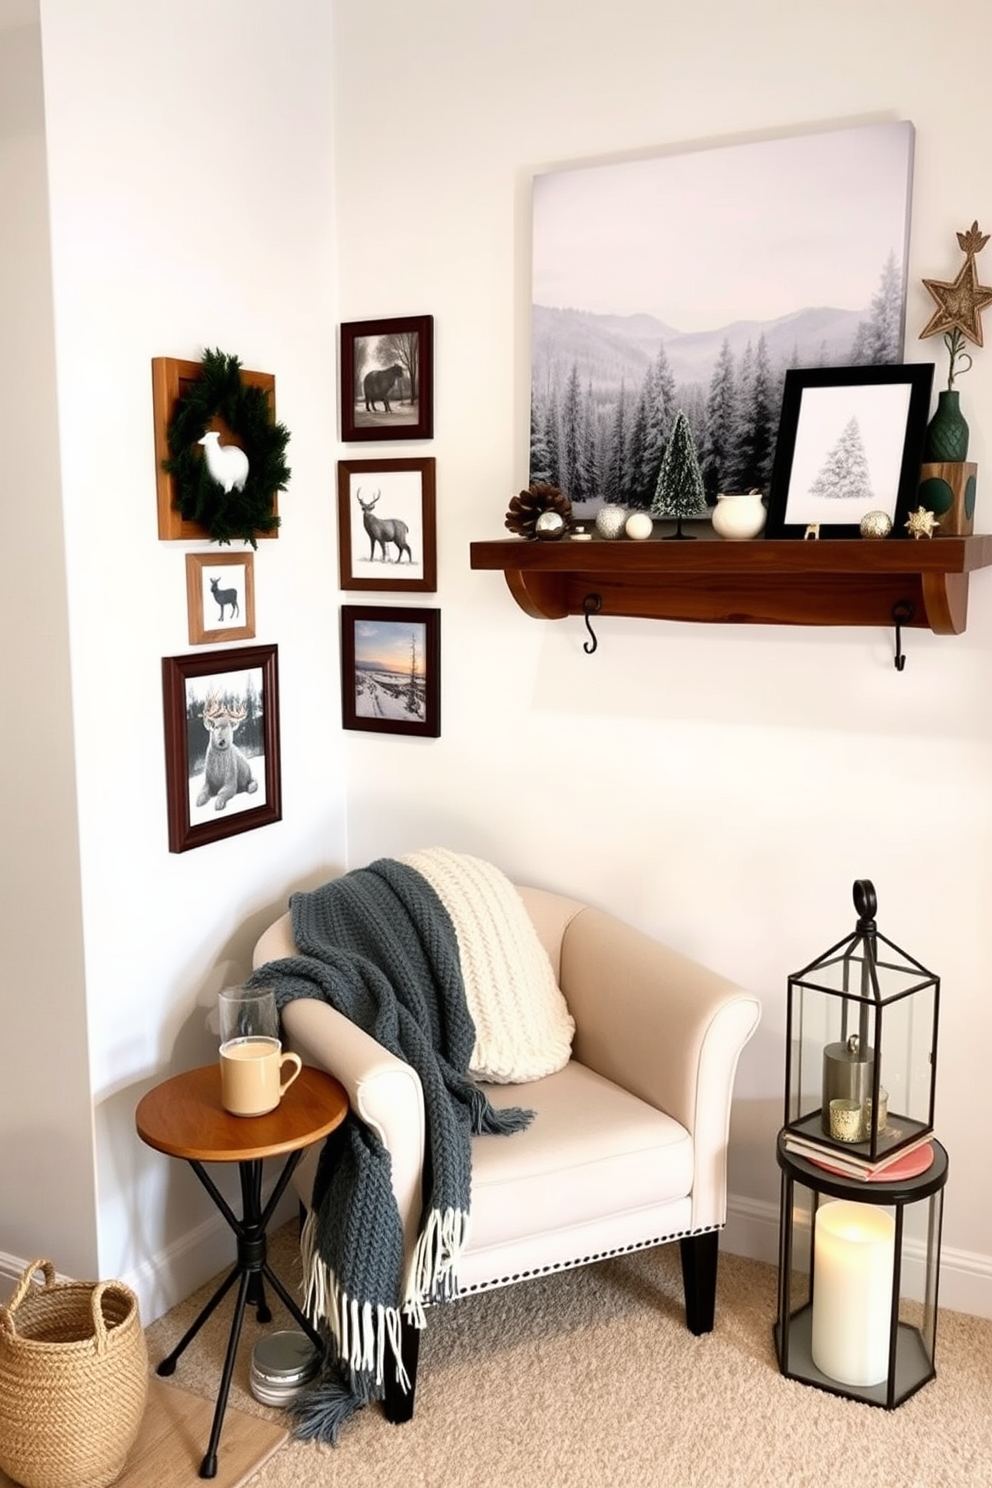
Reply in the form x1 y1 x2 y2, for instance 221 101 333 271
253 882 760 1422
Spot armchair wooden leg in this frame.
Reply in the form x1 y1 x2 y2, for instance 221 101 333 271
382 1314 420 1424
679 1230 719 1335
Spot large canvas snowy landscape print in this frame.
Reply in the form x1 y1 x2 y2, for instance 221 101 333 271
530 121 915 515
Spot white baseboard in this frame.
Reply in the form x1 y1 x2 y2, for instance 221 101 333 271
0 1188 300 1327
4 1191 989 1326
724 1191 992 1320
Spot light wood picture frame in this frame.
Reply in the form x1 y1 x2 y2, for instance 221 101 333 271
186 552 256 645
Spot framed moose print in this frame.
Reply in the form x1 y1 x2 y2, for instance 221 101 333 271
185 551 256 644
162 644 281 852
340 605 440 738
337 458 437 592
340 314 434 441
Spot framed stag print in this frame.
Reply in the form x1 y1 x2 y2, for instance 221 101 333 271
337 458 437 592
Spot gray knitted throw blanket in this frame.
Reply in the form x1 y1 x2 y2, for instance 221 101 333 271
250 856 532 1432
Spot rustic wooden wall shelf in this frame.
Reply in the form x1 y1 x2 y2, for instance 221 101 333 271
469 530 992 651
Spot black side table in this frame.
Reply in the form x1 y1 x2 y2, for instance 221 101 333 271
774 1130 948 1409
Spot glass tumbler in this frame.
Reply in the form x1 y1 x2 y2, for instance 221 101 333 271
217 985 279 1046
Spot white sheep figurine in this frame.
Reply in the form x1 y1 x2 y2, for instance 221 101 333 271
198 431 250 494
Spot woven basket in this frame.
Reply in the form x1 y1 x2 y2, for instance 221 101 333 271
0 1259 148 1488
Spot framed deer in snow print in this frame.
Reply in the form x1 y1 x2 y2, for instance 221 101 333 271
337 458 437 592
162 644 281 851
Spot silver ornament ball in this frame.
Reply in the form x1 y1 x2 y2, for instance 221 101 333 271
595 504 629 539
860 510 893 539
534 510 566 540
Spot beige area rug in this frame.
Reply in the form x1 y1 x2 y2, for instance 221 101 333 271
0 1375 287 1488
142 1221 992 1488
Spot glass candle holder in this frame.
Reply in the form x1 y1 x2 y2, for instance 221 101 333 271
829 1098 863 1143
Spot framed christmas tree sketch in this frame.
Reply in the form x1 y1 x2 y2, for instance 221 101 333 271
765 364 933 539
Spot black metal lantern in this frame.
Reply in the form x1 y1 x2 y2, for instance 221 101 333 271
783 880 939 1173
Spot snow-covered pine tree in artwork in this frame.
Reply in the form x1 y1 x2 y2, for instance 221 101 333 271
651 410 709 539
808 415 874 502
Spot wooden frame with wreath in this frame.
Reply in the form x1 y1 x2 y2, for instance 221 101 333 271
152 351 291 545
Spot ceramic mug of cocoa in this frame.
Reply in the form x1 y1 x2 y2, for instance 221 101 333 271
219 1035 302 1116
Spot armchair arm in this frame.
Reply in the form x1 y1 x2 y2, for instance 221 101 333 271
559 906 760 1230
253 917 426 1274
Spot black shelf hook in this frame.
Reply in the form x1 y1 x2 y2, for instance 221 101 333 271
582 593 603 654
892 600 914 671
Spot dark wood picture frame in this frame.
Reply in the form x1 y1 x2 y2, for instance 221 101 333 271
151 356 279 541
340 315 434 442
341 605 440 737
766 363 934 539
337 457 437 592
162 644 281 852
185 551 256 644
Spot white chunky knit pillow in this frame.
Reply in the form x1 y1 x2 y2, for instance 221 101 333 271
402 847 575 1083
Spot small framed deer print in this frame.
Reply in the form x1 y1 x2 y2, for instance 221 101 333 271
337 458 437 592
162 644 281 852
186 552 256 644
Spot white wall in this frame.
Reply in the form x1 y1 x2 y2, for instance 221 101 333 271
331 0 992 1313
0 5 96 1280
0 0 347 1313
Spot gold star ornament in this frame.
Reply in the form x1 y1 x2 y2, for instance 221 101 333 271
920 221 992 347
905 506 940 540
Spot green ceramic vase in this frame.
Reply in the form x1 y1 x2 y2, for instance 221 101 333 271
922 389 969 463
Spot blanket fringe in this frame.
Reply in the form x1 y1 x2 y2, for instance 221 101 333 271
407 1205 470 1306
301 1208 411 1392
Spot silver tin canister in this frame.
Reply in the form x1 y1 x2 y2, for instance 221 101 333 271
250 1330 321 1407
821 1034 875 1138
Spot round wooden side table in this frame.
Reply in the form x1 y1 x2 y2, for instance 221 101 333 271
135 1063 347 1478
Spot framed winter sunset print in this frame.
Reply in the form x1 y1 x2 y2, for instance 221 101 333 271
764 364 933 539
530 120 915 516
340 605 440 738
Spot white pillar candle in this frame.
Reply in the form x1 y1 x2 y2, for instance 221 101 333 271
811 1200 896 1386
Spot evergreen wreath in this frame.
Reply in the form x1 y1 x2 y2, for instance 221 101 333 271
163 347 291 546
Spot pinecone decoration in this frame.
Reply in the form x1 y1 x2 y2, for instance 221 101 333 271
505 483 572 538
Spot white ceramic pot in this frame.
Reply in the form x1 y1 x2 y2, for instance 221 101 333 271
711 491 766 541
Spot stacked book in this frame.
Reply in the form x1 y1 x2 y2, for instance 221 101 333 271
782 1128 935 1182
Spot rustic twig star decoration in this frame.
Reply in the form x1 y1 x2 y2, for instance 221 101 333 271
920 221 992 348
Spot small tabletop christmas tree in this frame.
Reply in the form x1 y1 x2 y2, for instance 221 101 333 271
651 411 708 540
